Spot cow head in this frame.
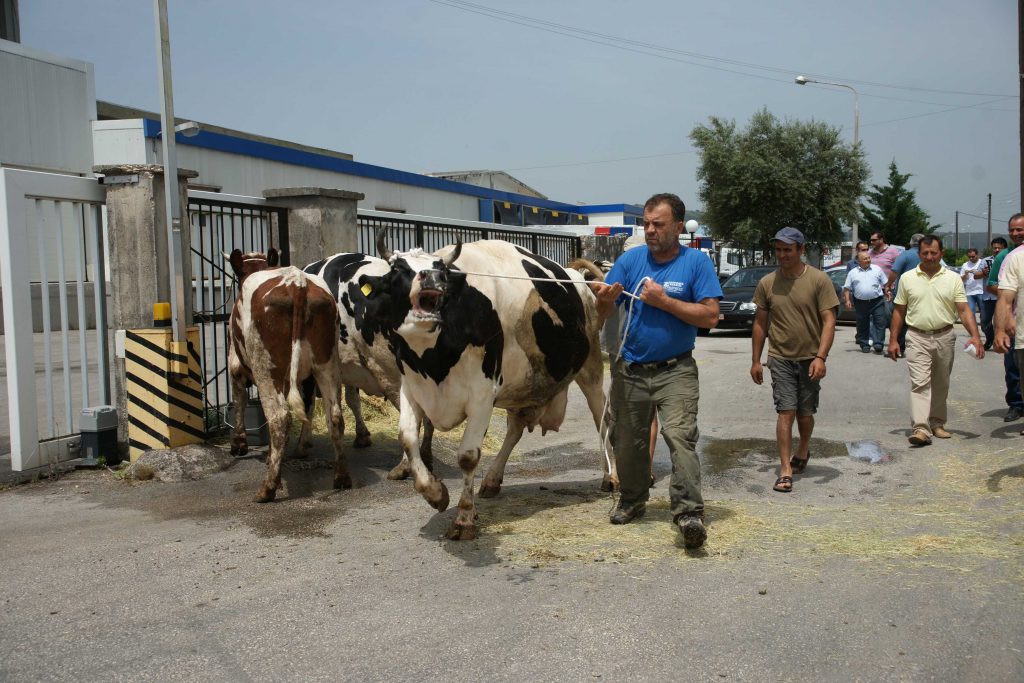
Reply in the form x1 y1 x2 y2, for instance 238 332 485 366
359 231 463 332
228 248 280 286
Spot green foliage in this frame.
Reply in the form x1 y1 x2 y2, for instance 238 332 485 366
690 108 868 253
860 161 938 248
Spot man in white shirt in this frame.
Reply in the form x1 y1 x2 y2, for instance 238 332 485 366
843 251 889 353
994 240 1024 437
960 248 986 322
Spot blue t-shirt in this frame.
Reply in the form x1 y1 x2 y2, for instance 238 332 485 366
891 248 920 295
604 246 723 363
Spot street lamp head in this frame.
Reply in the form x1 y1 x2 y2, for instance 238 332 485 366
795 75 808 85
685 219 699 235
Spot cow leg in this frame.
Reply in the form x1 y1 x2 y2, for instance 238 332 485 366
317 366 353 490
255 388 291 503
229 370 249 457
576 370 619 492
296 377 317 457
420 418 435 472
446 407 492 541
398 386 448 511
387 389 413 480
478 411 527 498
344 385 373 448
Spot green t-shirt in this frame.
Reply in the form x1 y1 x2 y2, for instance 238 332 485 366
987 247 1010 287
753 265 839 360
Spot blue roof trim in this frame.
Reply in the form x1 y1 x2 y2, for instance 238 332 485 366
143 119 595 213
577 203 644 216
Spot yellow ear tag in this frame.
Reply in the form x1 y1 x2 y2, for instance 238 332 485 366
360 283 372 296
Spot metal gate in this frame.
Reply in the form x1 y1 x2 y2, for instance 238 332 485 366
187 191 288 432
0 168 111 471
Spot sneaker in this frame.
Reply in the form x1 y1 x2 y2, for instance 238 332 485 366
861 346 872 353
908 429 932 446
1003 407 1022 422
874 347 883 354
610 501 646 525
931 425 952 439
677 514 707 549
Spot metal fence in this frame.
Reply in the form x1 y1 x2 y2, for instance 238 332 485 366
187 191 289 432
357 210 584 265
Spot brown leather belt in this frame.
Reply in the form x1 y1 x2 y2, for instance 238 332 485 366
629 350 692 371
907 324 953 335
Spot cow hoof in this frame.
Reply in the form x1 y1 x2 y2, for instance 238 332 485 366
478 481 501 498
387 463 411 480
353 433 373 448
429 483 450 512
254 487 277 503
333 474 354 490
600 476 619 493
445 522 478 541
230 441 248 457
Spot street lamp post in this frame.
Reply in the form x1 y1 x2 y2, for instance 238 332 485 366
685 219 699 248
795 75 861 245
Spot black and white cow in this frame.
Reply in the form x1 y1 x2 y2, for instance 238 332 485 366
359 235 616 540
301 253 435 478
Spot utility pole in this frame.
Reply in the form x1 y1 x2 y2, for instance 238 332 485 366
986 192 992 247
955 211 959 253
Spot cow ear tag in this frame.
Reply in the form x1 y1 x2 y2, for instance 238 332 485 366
360 283 373 296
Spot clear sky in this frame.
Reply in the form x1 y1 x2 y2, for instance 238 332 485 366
19 0 1021 237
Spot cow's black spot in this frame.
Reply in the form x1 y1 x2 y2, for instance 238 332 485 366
339 322 349 345
340 291 354 318
304 258 327 276
516 251 589 381
313 253 372 300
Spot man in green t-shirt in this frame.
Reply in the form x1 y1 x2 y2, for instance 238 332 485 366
750 227 839 493
987 215 1024 423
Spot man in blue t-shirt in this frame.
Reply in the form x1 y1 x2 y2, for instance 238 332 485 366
592 193 722 549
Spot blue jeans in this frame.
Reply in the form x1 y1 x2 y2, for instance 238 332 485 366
966 294 984 318
854 296 887 349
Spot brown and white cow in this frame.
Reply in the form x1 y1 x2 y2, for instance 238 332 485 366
227 248 352 502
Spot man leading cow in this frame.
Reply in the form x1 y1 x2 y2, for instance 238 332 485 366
592 192 722 550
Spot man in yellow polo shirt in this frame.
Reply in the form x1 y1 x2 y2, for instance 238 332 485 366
887 235 985 446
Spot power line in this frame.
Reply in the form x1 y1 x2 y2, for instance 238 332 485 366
431 0 1018 100
861 97 1013 127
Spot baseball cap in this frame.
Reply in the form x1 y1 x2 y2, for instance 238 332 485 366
772 227 805 245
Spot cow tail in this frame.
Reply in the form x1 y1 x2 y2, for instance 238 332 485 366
287 275 310 423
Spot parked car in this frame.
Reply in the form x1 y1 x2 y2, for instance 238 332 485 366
710 264 856 334
824 265 860 325
715 265 779 331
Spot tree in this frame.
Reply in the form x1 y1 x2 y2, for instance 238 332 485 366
859 160 938 248
690 108 868 254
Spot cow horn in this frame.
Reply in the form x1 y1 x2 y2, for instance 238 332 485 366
375 228 393 262
442 239 462 267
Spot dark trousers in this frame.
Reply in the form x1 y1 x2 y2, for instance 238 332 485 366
981 299 997 349
1006 345 1023 410
854 296 887 350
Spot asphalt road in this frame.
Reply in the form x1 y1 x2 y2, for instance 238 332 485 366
1 325 1021 682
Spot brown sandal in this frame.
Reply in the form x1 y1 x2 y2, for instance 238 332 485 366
773 476 793 493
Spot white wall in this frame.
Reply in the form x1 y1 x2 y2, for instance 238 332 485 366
0 39 94 174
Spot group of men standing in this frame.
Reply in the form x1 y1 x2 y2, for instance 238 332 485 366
592 193 1024 551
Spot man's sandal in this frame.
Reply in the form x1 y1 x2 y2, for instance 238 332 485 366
773 476 793 493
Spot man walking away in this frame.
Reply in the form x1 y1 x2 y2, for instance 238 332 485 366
843 251 889 353
888 236 984 446
751 227 838 493
987 216 1024 422
592 192 722 549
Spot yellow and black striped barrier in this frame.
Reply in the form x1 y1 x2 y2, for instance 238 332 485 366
125 305 205 461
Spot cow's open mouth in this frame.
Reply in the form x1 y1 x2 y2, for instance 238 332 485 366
412 288 444 319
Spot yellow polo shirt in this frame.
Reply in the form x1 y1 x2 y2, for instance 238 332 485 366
894 265 966 331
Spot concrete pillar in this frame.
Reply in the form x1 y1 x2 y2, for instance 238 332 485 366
94 163 197 446
263 187 365 268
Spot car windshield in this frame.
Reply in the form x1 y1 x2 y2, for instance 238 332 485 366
723 267 776 288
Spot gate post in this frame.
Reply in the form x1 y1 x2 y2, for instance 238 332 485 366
94 164 198 449
263 187 364 267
